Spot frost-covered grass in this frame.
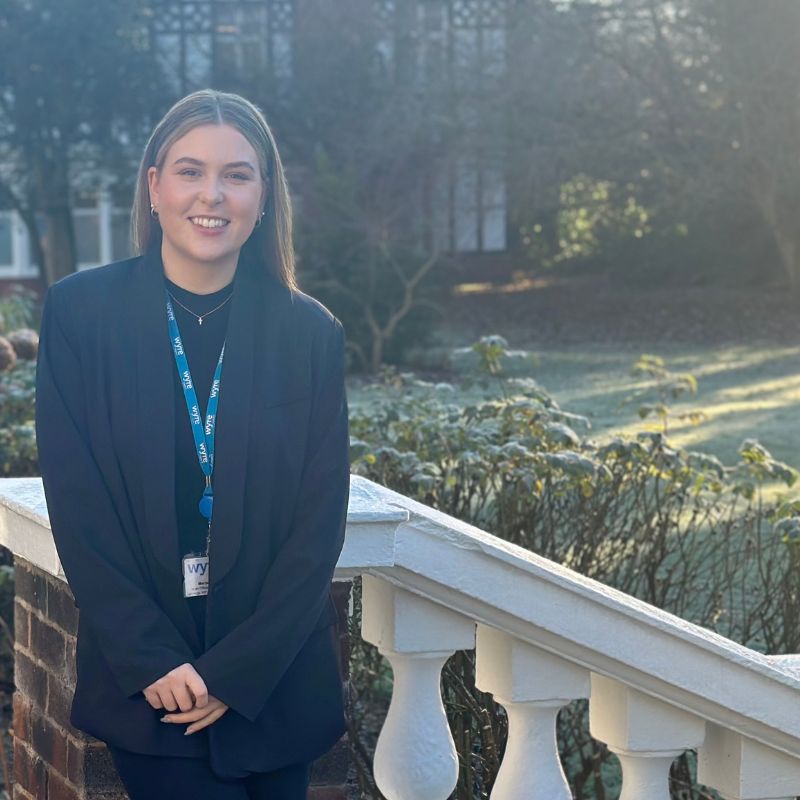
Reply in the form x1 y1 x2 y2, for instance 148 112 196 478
347 340 800 478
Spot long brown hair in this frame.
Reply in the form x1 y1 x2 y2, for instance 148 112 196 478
131 89 297 292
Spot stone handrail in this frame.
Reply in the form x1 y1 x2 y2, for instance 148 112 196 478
2 474 800 799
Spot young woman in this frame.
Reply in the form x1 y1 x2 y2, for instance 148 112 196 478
34 89 351 799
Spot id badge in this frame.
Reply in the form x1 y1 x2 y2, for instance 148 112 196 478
182 554 209 597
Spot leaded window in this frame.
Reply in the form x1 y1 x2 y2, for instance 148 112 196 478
374 0 508 252
151 0 293 93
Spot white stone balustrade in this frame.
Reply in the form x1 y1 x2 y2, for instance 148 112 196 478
360 575 475 800
589 674 706 800
2 474 800 799
698 723 800 800
474 625 590 800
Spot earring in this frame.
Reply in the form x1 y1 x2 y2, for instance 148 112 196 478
255 210 264 228
150 203 159 219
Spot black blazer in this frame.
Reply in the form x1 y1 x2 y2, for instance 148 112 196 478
34 244 350 779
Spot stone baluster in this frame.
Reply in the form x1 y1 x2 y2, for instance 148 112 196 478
360 574 476 800
697 722 800 800
589 674 706 800
474 625 590 800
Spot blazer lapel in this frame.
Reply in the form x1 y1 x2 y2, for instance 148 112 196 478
134 245 259 587
205 253 257 586
134 247 179 579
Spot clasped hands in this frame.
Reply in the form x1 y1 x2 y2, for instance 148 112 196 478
143 663 228 735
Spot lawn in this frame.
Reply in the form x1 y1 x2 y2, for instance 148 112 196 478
519 341 800 472
349 341 800 471
347 275 800 494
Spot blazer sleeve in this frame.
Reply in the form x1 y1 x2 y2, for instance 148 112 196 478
191 315 350 723
35 283 196 697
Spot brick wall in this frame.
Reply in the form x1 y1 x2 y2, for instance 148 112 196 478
12 558 354 799
13 559 125 799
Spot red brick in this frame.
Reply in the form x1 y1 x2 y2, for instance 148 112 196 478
15 563 46 610
12 692 30 742
47 674 80 734
30 706 68 778
47 581 79 634
13 600 29 652
65 734 84 788
15 651 47 711
12 784 36 800
64 635 76 681
13 738 46 798
30 614 67 679
46 768 80 800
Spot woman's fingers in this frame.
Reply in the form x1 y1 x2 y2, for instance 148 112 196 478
143 688 163 709
161 697 224 723
160 697 230 734
187 672 209 708
162 704 215 723
172 683 196 713
184 706 227 735
158 688 179 712
145 663 206 712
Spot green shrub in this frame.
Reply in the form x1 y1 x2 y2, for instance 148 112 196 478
0 285 39 478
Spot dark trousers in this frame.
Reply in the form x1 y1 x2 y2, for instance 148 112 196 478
107 745 312 800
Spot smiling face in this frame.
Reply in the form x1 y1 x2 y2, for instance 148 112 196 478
147 123 266 277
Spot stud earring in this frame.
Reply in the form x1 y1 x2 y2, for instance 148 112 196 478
255 210 264 228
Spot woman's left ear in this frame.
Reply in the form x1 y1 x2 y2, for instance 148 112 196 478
147 166 159 206
260 176 269 210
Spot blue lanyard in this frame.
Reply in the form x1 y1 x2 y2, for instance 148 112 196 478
165 291 226 552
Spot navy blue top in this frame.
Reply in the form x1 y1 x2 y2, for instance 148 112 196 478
164 272 235 642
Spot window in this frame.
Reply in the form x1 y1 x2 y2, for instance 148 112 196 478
0 213 12 268
435 155 506 254
152 1 214 93
481 162 506 251
447 0 508 252
74 209 101 267
375 0 509 253
112 211 133 261
216 1 292 81
153 0 293 92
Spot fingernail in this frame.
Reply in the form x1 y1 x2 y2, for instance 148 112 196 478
160 717 170 722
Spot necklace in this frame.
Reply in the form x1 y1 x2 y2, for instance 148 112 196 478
166 289 233 326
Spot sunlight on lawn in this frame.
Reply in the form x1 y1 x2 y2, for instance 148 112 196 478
452 276 559 295
534 345 800 479
356 340 800 467
349 342 800 483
